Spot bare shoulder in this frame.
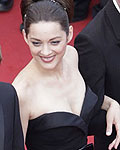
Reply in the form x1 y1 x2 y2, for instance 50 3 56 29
66 45 78 57
65 45 85 85
64 45 78 67
12 68 31 104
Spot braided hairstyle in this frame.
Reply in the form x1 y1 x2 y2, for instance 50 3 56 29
20 0 74 36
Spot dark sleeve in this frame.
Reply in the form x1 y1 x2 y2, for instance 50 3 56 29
12 86 24 150
74 33 106 113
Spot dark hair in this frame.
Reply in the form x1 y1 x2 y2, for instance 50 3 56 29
20 0 74 35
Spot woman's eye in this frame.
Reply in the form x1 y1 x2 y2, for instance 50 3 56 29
51 41 60 45
32 41 41 46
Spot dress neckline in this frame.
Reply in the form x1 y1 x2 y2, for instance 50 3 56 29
29 85 98 122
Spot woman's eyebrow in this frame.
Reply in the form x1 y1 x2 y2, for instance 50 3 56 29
50 36 62 40
30 36 62 41
30 37 41 41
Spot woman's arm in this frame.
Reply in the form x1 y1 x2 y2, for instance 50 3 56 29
12 80 30 144
101 95 119 111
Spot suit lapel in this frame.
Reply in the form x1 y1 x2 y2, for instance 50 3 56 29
105 0 120 42
0 104 4 150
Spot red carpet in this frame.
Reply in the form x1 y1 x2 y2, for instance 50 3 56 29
0 0 99 146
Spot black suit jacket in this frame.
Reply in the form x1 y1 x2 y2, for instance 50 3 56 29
0 82 24 150
74 0 120 135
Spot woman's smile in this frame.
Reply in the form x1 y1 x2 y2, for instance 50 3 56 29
40 55 56 63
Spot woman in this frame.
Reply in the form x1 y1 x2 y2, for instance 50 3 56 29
0 47 24 150
12 0 116 149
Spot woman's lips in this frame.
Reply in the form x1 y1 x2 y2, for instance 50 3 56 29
40 55 55 63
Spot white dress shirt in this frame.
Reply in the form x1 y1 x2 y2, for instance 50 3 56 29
113 0 120 13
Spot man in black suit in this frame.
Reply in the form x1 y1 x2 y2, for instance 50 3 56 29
74 0 120 149
0 50 24 149
0 0 14 11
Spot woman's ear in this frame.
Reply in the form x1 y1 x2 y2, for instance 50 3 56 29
22 29 28 44
67 25 73 43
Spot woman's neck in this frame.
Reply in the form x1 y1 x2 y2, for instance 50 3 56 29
31 58 65 80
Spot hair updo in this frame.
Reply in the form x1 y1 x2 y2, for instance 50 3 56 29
20 0 74 36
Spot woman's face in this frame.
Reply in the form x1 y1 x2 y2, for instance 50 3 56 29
23 21 73 70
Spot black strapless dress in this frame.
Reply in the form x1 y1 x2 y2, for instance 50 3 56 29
26 86 98 150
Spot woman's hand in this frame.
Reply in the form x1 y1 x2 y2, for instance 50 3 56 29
106 100 120 150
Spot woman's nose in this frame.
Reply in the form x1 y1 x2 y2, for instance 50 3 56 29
40 44 52 56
